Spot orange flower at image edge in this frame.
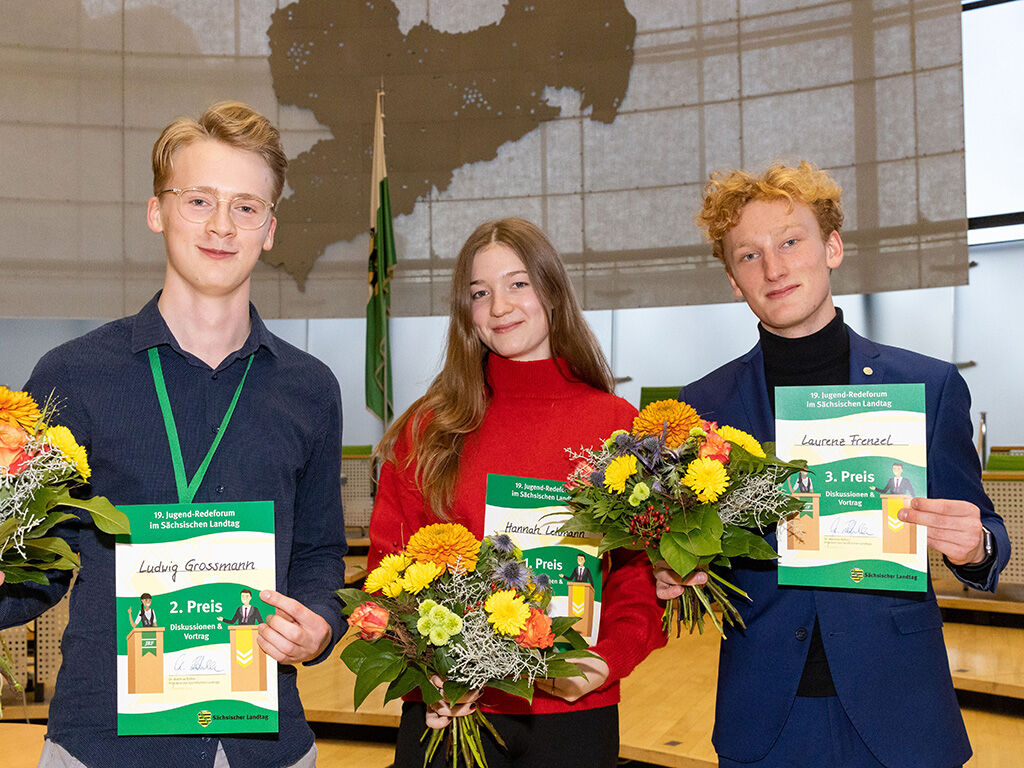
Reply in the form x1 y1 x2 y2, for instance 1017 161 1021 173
633 399 701 449
515 608 554 649
405 523 481 574
0 386 42 433
0 421 30 471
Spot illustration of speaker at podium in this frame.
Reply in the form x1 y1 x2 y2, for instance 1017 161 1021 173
126 593 164 694
218 588 270 692
561 554 597 637
218 588 264 626
870 462 918 554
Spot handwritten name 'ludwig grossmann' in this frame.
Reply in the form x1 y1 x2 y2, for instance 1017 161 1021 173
138 558 257 582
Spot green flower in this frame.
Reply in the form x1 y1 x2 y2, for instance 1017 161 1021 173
415 601 464 646
628 482 651 507
603 429 629 450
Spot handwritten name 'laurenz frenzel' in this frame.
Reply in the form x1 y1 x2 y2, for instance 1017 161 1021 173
800 434 895 447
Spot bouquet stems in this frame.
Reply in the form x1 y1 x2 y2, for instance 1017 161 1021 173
422 710 506 768
662 571 750 637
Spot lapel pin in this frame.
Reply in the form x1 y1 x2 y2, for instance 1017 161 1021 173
863 366 873 376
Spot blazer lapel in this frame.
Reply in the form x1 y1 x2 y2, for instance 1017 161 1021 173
848 327 883 385
737 343 775 441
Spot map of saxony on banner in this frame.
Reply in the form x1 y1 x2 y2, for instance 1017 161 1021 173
775 384 927 592
484 475 603 646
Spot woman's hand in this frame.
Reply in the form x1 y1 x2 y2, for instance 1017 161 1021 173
424 674 482 729
653 560 707 600
533 654 610 703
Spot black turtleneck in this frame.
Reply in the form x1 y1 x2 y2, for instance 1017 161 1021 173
761 307 848 698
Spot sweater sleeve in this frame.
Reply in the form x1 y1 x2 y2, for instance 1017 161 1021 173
589 547 667 688
367 422 431 572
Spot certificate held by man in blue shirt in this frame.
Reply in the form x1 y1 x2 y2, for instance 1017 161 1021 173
0 102 346 768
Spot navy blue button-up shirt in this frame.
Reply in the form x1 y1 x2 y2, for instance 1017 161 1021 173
0 294 347 768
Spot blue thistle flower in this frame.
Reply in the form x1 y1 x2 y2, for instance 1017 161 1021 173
590 469 605 487
532 573 552 591
490 534 515 554
497 560 529 590
641 435 662 453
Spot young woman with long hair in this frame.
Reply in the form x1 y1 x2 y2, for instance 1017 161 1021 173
368 217 665 768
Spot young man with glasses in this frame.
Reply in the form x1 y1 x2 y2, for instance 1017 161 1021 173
0 102 346 767
655 162 1009 768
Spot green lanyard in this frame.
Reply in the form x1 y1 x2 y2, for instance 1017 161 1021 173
148 346 254 504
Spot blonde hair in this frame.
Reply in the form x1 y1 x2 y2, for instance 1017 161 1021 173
696 161 844 267
377 217 614 519
152 101 287 202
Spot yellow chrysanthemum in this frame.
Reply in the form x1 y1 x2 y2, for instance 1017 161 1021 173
484 590 531 636
46 425 90 480
364 563 401 594
402 560 445 594
406 523 481 574
683 457 730 502
382 580 404 598
716 425 766 458
603 454 638 493
379 553 413 573
632 399 701 449
0 386 42 433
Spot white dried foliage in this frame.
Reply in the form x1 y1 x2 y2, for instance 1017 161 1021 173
718 466 793 529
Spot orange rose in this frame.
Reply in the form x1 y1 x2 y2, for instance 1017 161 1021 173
699 421 731 464
349 602 390 641
515 608 554 649
0 421 29 471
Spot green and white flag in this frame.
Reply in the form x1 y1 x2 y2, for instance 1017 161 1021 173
366 87 397 424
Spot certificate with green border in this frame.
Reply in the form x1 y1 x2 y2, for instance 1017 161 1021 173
115 501 277 734
775 384 928 592
484 474 603 646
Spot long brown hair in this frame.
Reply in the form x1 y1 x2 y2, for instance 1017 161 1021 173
377 217 614 519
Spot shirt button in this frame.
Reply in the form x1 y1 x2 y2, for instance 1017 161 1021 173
202 736 211 742
216 485 225 494
795 627 808 641
212 373 219 380
200 753 207 760
211 425 219 435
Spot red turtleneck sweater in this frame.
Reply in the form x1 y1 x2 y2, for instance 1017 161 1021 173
368 355 666 715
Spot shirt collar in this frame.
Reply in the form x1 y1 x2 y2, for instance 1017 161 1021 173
130 291 280 365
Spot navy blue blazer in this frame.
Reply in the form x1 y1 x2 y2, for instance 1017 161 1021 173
681 327 1010 768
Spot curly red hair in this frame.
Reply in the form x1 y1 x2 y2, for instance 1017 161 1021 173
696 161 844 269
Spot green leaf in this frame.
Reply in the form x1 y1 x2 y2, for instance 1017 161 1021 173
543 659 588 678
596 527 636 555
486 676 533 702
335 588 378 612
416 674 444 706
23 511 77 540
0 565 50 585
352 652 405 709
721 526 777 560
442 680 471 706
659 531 699 578
48 491 130 535
339 638 377 674
383 665 428 704
553 626 589 651
22 536 80 567
549 615 581 637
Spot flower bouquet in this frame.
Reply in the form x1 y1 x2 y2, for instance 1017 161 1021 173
1 386 130 709
561 399 807 636
337 523 593 768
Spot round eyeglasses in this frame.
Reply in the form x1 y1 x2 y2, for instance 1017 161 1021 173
158 187 275 230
